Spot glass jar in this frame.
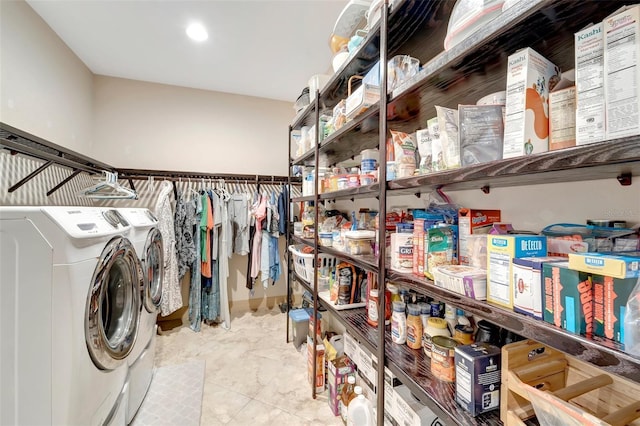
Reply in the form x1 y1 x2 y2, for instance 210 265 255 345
423 317 450 357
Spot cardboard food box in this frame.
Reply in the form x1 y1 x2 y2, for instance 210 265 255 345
307 335 325 393
343 332 359 366
549 82 576 150
503 47 560 158
575 22 606 145
455 343 502 417
394 385 442 426
568 251 640 279
433 265 488 300
391 232 413 273
605 5 640 140
542 262 593 336
458 208 501 266
384 367 400 425
592 273 637 343
512 257 566 319
487 235 548 309
327 355 356 416
413 218 425 276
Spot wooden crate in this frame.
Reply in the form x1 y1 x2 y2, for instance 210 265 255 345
501 340 640 426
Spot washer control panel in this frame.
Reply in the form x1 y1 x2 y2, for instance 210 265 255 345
43 207 132 239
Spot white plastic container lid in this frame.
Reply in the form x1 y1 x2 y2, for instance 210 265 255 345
345 230 376 239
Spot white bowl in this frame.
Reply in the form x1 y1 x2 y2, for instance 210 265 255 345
332 51 350 73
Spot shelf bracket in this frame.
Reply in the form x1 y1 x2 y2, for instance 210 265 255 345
8 160 54 193
481 185 491 194
350 197 355 203
617 173 632 186
414 192 421 198
46 168 82 196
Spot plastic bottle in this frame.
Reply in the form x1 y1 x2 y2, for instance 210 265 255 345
367 289 379 327
347 386 374 426
391 301 407 344
406 304 423 350
340 375 357 424
388 284 402 303
423 317 450 357
418 302 431 330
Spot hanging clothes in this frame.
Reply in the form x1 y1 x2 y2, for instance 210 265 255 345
155 180 182 316
200 192 213 279
219 192 231 329
250 194 267 285
188 195 202 332
174 190 197 280
202 190 220 323
277 185 289 235
230 193 250 255
245 208 257 290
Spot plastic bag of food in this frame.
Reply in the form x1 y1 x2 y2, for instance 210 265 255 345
459 104 504 166
435 106 460 169
390 130 417 178
416 127 433 174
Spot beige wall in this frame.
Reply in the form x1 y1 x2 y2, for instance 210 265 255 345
92 75 293 175
0 0 94 154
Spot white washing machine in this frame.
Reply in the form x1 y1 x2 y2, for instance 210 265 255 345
116 208 163 424
0 206 141 426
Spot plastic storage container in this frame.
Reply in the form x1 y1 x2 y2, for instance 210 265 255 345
345 230 375 255
288 308 310 348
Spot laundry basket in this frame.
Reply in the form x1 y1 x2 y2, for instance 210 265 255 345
288 245 338 284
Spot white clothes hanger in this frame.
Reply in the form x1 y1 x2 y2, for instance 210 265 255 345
78 171 138 199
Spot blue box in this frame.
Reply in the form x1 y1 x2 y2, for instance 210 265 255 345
455 343 501 417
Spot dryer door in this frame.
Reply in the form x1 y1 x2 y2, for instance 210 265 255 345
142 227 163 313
86 237 141 370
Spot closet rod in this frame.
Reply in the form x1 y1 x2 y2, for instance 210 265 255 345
116 168 299 184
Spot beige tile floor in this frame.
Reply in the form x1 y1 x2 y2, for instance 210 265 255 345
155 309 343 426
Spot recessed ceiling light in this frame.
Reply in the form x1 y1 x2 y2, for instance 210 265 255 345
186 23 208 42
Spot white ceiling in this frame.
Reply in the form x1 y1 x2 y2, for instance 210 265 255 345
26 0 349 103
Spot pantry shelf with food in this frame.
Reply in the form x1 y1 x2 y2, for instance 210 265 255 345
387 270 640 383
386 136 640 194
286 0 640 424
328 304 502 425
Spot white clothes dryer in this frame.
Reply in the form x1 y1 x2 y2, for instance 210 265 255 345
0 206 141 426
115 207 163 424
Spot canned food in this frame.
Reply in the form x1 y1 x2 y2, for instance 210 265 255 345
431 336 458 382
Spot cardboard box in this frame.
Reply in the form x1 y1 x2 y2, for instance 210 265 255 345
413 218 425 276
455 343 502 417
542 262 593 336
503 47 560 158
487 235 548 309
327 356 356 416
458 208 501 265
575 22 606 145
384 380 398 426
343 331 359 365
512 257 566 319
592 274 637 343
307 335 325 393
568 251 640 279
356 345 378 394
549 85 576 150
391 232 413 273
394 385 442 426
433 265 488 300
605 5 640 140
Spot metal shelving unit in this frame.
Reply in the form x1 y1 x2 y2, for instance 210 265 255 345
285 1 640 425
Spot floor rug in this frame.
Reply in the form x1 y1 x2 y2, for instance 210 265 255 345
131 360 206 426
